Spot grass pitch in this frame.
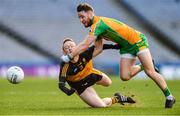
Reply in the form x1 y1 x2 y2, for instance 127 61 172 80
0 76 180 115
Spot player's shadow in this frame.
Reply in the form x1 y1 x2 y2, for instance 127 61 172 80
27 106 96 115
28 106 89 112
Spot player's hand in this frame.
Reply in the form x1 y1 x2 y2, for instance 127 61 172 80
67 88 76 96
60 54 72 62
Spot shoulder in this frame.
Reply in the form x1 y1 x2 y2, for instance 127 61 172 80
81 46 94 58
59 60 68 68
59 61 70 75
91 16 110 30
90 16 101 30
81 47 92 55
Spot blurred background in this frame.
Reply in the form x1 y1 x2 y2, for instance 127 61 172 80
0 0 179 79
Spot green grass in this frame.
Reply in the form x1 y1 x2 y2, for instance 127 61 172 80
0 77 180 115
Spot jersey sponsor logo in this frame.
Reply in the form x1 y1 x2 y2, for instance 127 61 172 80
82 82 88 86
74 68 78 72
83 58 86 62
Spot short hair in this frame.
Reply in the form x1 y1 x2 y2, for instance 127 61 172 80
62 38 74 50
63 38 73 45
77 3 93 12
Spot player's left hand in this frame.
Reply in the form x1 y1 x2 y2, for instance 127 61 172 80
67 88 76 96
60 54 72 62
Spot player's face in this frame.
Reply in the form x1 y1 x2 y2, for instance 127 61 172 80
78 11 92 28
63 41 76 55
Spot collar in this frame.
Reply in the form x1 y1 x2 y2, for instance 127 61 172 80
92 15 98 24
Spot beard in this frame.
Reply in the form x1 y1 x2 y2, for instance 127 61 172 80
84 18 93 28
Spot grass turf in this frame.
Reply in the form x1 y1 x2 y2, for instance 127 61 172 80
0 77 180 115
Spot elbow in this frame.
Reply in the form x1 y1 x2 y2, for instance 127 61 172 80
67 93 72 96
97 49 103 54
58 82 64 90
99 48 103 53
97 47 103 53
81 43 89 51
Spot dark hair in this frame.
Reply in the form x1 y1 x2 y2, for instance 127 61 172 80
77 3 93 12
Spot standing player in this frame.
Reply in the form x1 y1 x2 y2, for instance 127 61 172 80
59 38 135 107
61 3 175 108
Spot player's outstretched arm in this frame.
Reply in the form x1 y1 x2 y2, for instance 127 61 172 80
61 35 96 62
92 39 103 57
92 40 121 57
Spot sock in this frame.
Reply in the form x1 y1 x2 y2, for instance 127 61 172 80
139 64 144 71
163 87 172 98
111 96 118 104
166 95 173 100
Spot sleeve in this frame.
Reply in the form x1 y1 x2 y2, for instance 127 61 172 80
58 63 75 96
103 44 121 50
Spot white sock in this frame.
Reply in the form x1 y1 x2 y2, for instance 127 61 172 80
166 95 173 100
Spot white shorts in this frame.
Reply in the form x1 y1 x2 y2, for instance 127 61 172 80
121 48 149 59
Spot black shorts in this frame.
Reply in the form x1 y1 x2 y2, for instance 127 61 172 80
67 73 102 95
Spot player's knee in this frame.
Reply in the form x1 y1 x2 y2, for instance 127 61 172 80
109 79 112 85
121 77 130 81
105 79 112 87
144 69 156 78
120 74 131 81
100 76 112 87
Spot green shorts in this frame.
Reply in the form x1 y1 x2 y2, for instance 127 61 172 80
119 34 149 57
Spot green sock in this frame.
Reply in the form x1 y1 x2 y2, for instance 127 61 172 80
163 87 171 97
139 64 144 71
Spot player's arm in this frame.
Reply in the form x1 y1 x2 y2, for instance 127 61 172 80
92 44 121 57
92 39 121 57
58 62 75 96
61 35 96 62
58 76 75 96
85 40 121 58
92 39 103 57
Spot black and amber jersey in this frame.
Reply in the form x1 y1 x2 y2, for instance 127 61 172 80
59 44 120 82
58 44 120 95
60 46 95 82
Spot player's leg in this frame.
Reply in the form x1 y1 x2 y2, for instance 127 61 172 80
79 86 112 107
96 72 112 87
137 48 175 108
120 57 132 81
138 49 168 90
102 93 135 106
120 55 142 81
79 87 135 107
